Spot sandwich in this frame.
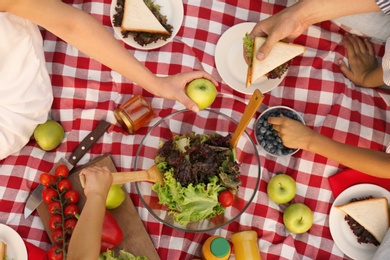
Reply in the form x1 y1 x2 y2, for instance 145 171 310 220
335 196 390 246
0 241 6 260
113 0 173 46
243 34 305 87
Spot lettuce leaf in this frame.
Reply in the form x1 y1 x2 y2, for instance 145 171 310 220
152 170 225 225
99 249 148 260
243 33 254 67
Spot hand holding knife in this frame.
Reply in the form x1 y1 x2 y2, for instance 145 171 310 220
24 120 111 218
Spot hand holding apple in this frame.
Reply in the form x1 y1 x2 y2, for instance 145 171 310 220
186 78 217 110
283 203 314 234
267 173 296 204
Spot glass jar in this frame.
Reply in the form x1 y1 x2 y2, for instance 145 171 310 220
201 236 231 260
114 95 154 134
231 230 261 260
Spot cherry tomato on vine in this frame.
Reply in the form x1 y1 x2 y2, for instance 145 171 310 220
64 204 80 218
55 165 69 178
42 188 58 203
57 178 72 193
49 214 63 231
48 245 63 260
64 190 80 204
51 229 64 244
64 218 77 235
40 173 57 187
48 201 62 215
218 190 234 207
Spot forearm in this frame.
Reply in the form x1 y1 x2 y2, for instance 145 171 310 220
7 0 160 93
307 132 390 178
67 194 106 260
48 8 160 92
293 0 381 26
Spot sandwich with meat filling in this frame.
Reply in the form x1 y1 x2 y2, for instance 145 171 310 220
335 196 390 246
243 34 305 87
113 0 173 46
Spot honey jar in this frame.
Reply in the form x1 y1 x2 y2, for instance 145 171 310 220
114 95 154 134
201 236 231 260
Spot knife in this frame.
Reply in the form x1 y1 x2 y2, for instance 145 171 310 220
24 120 111 218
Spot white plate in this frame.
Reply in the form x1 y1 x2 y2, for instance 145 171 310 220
0 224 28 260
215 22 286 94
329 184 390 260
110 0 183 50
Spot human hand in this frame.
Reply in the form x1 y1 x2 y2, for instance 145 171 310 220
338 34 379 87
155 71 218 112
79 166 113 199
268 115 314 150
247 3 309 62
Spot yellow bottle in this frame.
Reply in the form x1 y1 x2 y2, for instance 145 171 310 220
231 230 261 260
201 236 231 260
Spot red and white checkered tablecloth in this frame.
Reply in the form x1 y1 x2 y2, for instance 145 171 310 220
1 0 390 259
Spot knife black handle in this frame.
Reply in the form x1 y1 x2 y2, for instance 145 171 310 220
67 120 111 166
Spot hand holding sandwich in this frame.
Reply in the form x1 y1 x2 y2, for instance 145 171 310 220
249 0 381 61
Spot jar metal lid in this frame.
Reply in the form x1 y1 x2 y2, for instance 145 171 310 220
114 108 134 134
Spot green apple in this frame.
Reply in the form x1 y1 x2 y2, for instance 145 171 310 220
33 120 65 151
186 78 217 110
267 173 296 204
106 185 126 209
283 203 314 234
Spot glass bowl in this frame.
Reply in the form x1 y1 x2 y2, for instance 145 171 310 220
254 105 305 157
134 109 261 232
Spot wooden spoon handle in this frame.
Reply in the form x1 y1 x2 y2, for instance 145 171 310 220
111 170 150 185
230 89 264 149
79 170 152 187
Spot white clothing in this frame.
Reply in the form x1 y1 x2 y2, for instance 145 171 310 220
383 39 390 86
332 12 390 43
0 13 53 159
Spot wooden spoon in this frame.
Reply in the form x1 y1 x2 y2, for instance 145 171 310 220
229 89 264 149
79 164 163 187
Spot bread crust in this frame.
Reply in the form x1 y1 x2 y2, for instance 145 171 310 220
0 241 6 260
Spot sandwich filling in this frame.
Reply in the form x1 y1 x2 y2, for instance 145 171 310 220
113 0 173 46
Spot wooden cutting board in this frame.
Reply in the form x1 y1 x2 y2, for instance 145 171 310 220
37 154 160 260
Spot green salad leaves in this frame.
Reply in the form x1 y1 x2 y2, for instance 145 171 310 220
152 133 241 225
152 168 225 225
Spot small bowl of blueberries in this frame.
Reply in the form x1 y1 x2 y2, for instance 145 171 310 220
254 106 305 157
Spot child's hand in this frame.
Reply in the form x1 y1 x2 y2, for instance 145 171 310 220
79 166 113 199
339 34 378 87
268 115 315 150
